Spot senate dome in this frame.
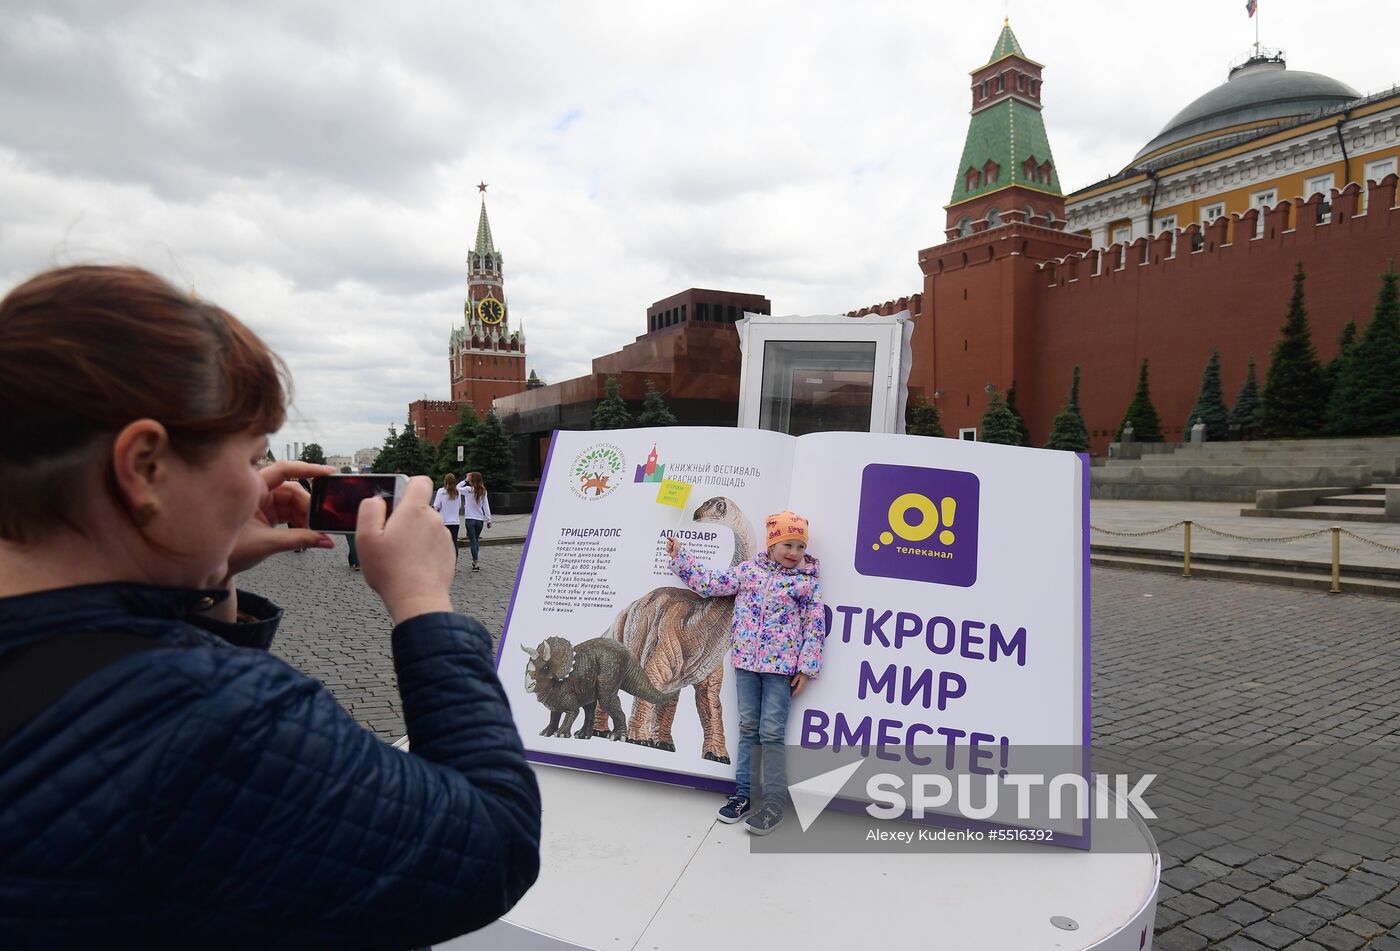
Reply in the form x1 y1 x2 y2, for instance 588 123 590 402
1132 53 1360 169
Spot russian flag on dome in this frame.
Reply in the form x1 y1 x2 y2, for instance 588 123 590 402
1246 0 1258 16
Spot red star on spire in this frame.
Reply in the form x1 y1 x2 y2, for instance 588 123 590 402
477 181 488 194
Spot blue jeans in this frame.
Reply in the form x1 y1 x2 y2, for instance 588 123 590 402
463 519 484 561
733 667 790 809
445 522 459 561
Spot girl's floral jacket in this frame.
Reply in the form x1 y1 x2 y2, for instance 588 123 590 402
669 549 826 677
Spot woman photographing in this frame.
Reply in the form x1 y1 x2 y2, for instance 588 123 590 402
0 266 539 946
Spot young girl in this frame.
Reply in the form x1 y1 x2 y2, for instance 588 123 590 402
458 471 492 572
431 473 462 563
666 510 826 835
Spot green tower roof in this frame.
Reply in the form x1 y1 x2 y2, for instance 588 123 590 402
948 98 1062 206
474 198 495 256
949 24 1059 211
986 20 1023 63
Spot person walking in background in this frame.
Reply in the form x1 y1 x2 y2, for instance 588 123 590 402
0 266 539 945
458 471 492 572
346 533 360 571
433 472 463 563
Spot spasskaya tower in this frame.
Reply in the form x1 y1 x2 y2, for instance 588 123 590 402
449 182 526 410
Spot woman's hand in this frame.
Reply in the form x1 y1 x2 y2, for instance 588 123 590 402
665 537 680 558
356 476 455 624
224 462 336 578
790 673 810 698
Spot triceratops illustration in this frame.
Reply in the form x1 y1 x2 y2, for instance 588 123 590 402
523 635 678 740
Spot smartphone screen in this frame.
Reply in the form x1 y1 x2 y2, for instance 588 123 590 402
309 475 400 533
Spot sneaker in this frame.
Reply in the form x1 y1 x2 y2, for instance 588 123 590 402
744 802 784 835
716 795 751 824
472 563 480 572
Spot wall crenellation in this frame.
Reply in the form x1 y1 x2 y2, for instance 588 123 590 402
1040 175 1400 287
848 293 923 320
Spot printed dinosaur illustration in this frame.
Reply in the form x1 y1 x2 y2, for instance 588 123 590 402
592 496 756 763
580 474 611 496
523 635 677 740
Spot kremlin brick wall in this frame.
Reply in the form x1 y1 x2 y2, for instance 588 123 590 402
1030 178 1400 454
857 177 1400 454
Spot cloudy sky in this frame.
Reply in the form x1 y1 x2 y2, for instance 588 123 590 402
3 1 1396 455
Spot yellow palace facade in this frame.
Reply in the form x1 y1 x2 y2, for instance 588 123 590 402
1065 50 1400 246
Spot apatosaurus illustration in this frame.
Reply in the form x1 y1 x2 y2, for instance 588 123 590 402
592 496 756 763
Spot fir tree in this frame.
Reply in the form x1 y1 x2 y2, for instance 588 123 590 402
1326 265 1400 436
1184 349 1230 441
591 376 634 430
979 392 1023 445
1045 366 1090 452
1004 380 1030 446
1259 262 1329 438
1322 322 1359 435
1228 354 1261 441
392 422 435 477
636 379 679 427
373 424 400 474
298 443 326 465
906 396 945 437
1326 321 1358 392
433 404 481 480
1115 359 1164 442
468 411 517 491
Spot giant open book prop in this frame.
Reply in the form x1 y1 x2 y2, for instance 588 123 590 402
498 427 1090 845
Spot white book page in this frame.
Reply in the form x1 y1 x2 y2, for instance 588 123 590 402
786 432 1087 836
500 426 796 784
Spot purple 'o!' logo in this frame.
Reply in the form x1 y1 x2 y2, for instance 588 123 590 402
854 463 980 587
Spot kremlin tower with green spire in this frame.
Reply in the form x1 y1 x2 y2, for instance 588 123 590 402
411 184 528 446
907 21 1088 444
449 183 527 410
945 19 1066 238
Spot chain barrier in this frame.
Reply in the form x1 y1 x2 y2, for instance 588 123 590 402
1091 516 1400 593
1089 521 1185 538
1338 528 1400 556
1189 523 1332 544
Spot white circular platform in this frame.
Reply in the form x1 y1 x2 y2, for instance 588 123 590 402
440 763 1160 950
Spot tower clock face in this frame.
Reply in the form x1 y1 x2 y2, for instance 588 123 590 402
478 296 505 325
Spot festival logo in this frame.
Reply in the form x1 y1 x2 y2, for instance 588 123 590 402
634 445 666 483
854 463 979 587
568 443 626 501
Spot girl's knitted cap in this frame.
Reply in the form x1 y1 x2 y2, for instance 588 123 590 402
765 511 808 547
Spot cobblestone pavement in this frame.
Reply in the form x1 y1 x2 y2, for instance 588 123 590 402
242 543 1400 949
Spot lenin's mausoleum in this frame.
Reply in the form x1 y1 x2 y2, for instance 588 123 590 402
422 22 1400 480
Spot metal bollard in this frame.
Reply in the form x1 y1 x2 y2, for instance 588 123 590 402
1330 526 1341 594
1183 520 1192 578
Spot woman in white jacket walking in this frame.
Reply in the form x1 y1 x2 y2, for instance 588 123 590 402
432 473 463 564
458 471 492 571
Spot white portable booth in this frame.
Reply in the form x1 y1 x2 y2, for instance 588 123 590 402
735 312 912 436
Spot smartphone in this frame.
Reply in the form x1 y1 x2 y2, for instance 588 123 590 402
308 474 408 534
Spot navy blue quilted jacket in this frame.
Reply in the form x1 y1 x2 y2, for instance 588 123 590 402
0 583 541 949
